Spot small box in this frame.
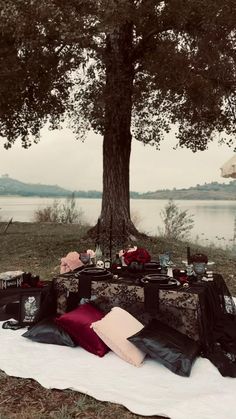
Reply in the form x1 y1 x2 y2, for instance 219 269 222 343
0 271 23 290
19 290 42 326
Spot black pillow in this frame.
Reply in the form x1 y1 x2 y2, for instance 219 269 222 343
22 317 76 347
128 319 199 377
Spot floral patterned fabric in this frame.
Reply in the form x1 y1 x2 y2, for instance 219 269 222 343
53 275 201 341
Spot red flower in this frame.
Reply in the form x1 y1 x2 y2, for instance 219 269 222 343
123 248 151 265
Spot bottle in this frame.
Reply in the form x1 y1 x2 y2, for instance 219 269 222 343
112 253 122 270
95 244 103 267
104 254 111 270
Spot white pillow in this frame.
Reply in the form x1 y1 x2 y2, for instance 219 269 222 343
91 307 145 367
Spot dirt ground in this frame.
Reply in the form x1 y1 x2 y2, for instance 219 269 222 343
0 221 235 418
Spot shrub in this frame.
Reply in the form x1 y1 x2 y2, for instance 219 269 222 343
60 194 81 224
33 195 86 225
160 199 194 240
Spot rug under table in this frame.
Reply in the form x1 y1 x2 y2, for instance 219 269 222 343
0 321 236 419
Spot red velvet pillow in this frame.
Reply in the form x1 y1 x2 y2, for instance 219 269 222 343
55 303 109 357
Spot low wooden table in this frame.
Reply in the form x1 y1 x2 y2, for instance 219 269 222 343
53 272 213 342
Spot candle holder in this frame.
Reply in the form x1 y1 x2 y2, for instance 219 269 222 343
186 263 194 278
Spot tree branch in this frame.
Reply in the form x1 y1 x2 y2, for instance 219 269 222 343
132 24 172 61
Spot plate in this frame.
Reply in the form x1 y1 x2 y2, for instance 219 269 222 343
142 274 169 284
140 277 180 288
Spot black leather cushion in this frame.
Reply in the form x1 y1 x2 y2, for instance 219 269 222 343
22 317 76 347
128 319 199 377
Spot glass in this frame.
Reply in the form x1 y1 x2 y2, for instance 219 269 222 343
193 262 207 276
159 253 170 268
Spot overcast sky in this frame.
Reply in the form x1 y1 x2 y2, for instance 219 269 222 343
0 126 234 192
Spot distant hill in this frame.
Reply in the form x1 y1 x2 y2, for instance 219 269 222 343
0 175 103 198
0 175 73 197
0 175 235 199
135 181 236 200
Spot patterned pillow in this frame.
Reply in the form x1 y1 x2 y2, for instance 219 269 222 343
128 319 200 376
91 307 145 367
22 317 76 347
55 303 109 357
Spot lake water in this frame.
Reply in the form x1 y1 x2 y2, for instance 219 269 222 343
0 196 236 248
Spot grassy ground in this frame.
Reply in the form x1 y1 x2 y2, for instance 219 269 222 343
0 221 235 292
0 221 236 418
0 371 159 419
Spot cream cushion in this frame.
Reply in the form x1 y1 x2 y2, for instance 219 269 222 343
91 307 145 367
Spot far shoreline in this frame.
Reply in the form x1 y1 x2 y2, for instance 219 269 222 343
0 194 236 201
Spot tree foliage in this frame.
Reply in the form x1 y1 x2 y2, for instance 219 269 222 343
0 0 236 150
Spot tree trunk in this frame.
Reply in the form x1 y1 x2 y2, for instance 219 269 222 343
98 23 139 245
86 23 145 247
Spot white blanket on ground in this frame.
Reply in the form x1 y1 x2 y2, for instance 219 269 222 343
0 322 236 419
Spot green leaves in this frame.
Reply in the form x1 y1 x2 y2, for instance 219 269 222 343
0 0 235 151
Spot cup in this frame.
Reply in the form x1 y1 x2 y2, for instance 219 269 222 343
193 262 206 276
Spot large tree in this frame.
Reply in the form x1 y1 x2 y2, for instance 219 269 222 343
0 0 236 238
